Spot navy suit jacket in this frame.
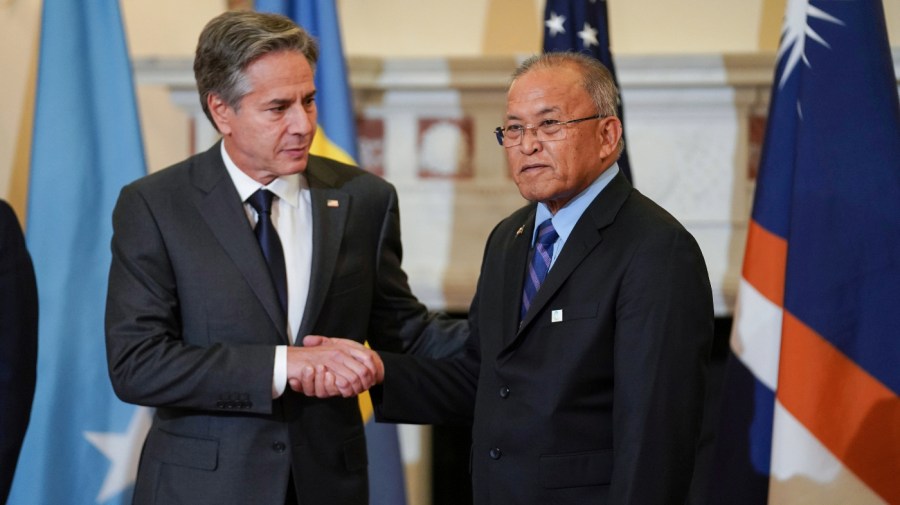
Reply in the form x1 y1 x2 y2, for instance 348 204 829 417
376 172 715 505
0 200 38 504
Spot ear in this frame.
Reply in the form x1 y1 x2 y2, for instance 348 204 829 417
598 117 623 159
207 93 233 135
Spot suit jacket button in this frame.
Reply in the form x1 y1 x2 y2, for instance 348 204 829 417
273 441 287 453
499 386 510 399
489 448 502 460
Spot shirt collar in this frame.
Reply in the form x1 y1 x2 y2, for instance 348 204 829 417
532 163 620 246
220 142 304 208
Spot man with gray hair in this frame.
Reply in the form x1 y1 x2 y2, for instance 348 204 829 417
307 51 714 504
106 10 464 505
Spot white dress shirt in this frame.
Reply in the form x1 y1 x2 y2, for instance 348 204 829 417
221 143 312 397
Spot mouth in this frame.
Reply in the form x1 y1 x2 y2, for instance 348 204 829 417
518 163 549 175
280 146 308 157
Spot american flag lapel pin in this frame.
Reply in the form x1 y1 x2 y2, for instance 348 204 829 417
327 199 340 208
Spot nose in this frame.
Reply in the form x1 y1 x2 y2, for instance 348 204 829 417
287 103 315 135
518 127 542 154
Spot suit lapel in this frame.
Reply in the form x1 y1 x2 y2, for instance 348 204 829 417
516 222 602 333
506 172 633 350
298 161 349 339
500 211 536 349
192 143 289 343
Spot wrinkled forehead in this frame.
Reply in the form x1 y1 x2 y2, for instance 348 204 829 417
506 67 586 119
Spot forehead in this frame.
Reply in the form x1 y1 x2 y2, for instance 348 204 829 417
506 64 589 118
243 50 315 93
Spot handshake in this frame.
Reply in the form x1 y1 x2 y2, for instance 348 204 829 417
286 336 384 398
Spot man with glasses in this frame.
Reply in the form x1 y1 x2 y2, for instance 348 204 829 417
308 51 714 504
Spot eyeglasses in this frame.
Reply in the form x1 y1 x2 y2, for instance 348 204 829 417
494 114 604 147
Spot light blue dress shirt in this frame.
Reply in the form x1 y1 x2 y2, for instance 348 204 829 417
531 163 620 269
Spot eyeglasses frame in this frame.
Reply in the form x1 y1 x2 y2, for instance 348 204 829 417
493 114 605 147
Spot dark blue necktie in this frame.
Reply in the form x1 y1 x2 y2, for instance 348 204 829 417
521 219 558 321
247 189 287 315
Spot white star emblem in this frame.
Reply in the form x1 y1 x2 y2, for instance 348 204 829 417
577 22 599 48
545 11 566 37
778 0 844 88
85 407 153 503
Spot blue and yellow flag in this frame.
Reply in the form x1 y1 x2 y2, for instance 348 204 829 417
711 1 900 503
542 0 632 182
8 1 148 504
255 2 407 504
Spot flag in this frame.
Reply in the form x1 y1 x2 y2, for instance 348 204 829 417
7 1 149 504
254 2 407 504
710 1 900 504
542 0 632 182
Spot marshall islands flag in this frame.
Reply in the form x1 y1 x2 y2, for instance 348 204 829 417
710 1 900 504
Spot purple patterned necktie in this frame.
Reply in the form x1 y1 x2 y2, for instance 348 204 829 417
247 189 288 315
521 219 558 321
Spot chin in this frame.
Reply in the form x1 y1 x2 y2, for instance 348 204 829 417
515 188 543 203
282 161 308 175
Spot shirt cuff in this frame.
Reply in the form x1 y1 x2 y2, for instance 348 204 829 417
272 345 287 398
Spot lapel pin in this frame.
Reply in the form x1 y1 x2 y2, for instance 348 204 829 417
516 225 524 237
327 199 340 208
551 309 563 323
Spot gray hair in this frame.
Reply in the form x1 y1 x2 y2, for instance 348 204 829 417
511 52 624 156
194 10 319 130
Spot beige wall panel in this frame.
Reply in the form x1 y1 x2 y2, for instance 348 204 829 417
886 0 900 45
134 85 192 174
610 0 765 53
0 0 41 219
123 0 226 57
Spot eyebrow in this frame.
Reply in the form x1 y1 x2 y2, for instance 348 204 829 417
506 106 561 121
265 98 292 107
262 90 317 108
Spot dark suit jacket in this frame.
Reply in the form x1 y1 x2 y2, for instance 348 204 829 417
376 172 714 505
0 200 38 504
105 143 465 505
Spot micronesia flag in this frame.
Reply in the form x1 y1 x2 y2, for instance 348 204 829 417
710 1 900 504
254 2 407 504
542 0 632 183
8 1 149 504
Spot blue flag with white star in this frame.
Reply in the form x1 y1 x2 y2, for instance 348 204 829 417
709 0 900 503
7 1 149 504
543 0 632 183
254 2 408 504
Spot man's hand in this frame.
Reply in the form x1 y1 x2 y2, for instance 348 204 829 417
286 336 383 398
